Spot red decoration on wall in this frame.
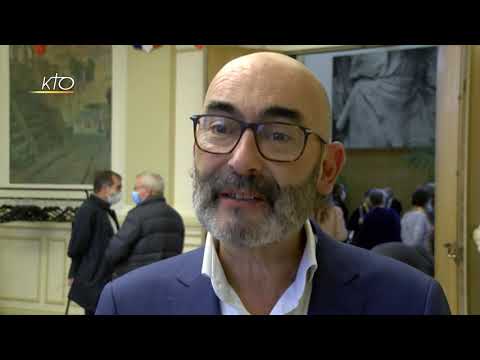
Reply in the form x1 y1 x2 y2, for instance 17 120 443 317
33 45 47 56
194 45 204 49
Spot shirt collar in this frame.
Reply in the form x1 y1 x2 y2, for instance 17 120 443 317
270 220 318 314
201 220 318 314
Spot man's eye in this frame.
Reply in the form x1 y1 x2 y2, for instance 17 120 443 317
271 132 291 142
209 123 227 134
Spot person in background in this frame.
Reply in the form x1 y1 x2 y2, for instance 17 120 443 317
332 183 349 226
347 189 372 244
383 187 403 217
401 187 434 256
315 195 348 242
372 242 434 277
67 170 122 315
422 182 435 255
352 189 402 250
423 182 435 225
105 171 185 278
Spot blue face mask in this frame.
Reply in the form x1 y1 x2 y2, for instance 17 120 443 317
131 191 142 205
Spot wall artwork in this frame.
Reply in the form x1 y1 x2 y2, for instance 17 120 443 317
9 45 112 185
332 47 437 149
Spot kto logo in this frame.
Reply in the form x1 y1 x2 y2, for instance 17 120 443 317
30 73 75 94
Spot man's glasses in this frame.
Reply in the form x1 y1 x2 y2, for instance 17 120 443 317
190 114 328 163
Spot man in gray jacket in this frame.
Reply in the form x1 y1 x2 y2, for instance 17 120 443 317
106 171 184 278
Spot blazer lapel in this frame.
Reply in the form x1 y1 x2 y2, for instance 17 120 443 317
170 248 221 315
168 223 366 315
308 220 366 315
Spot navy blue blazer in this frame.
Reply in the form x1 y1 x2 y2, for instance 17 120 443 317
95 221 451 315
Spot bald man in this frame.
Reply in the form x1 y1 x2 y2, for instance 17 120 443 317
96 52 450 315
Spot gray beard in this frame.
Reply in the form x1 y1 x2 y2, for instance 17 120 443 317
192 162 326 249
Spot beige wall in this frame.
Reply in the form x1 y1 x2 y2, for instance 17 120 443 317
125 46 175 205
173 48 206 251
0 222 84 315
173 49 205 222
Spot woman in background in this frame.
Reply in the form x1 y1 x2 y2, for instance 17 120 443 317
401 187 434 256
315 195 348 242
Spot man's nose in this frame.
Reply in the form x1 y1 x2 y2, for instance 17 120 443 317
227 129 264 176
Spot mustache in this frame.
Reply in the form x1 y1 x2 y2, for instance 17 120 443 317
195 168 281 206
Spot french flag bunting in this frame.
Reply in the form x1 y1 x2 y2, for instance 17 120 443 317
133 45 204 52
133 45 162 53
33 45 47 56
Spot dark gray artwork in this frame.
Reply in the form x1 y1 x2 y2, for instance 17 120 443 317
332 47 437 149
10 45 112 185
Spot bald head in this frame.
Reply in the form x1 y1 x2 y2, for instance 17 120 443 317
205 52 332 141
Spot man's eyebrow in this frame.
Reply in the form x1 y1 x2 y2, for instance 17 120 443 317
260 106 304 125
205 101 237 115
205 102 305 125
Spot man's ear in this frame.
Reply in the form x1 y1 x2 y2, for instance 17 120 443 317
316 142 346 195
146 188 153 198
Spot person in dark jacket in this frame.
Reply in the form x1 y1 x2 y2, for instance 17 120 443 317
352 188 402 250
383 187 403 217
67 170 122 315
332 183 349 226
347 189 372 243
105 171 185 278
372 242 434 277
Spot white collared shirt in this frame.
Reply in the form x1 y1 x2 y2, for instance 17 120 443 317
107 213 118 235
201 220 318 315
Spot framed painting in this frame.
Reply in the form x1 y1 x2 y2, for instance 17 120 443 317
8 45 113 186
299 45 438 149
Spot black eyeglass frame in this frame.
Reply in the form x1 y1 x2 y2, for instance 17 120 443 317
190 114 328 163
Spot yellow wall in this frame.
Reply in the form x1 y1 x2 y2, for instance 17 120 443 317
207 46 265 85
173 49 205 222
125 46 175 205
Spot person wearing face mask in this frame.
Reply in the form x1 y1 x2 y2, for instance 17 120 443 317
67 170 122 315
105 171 185 279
